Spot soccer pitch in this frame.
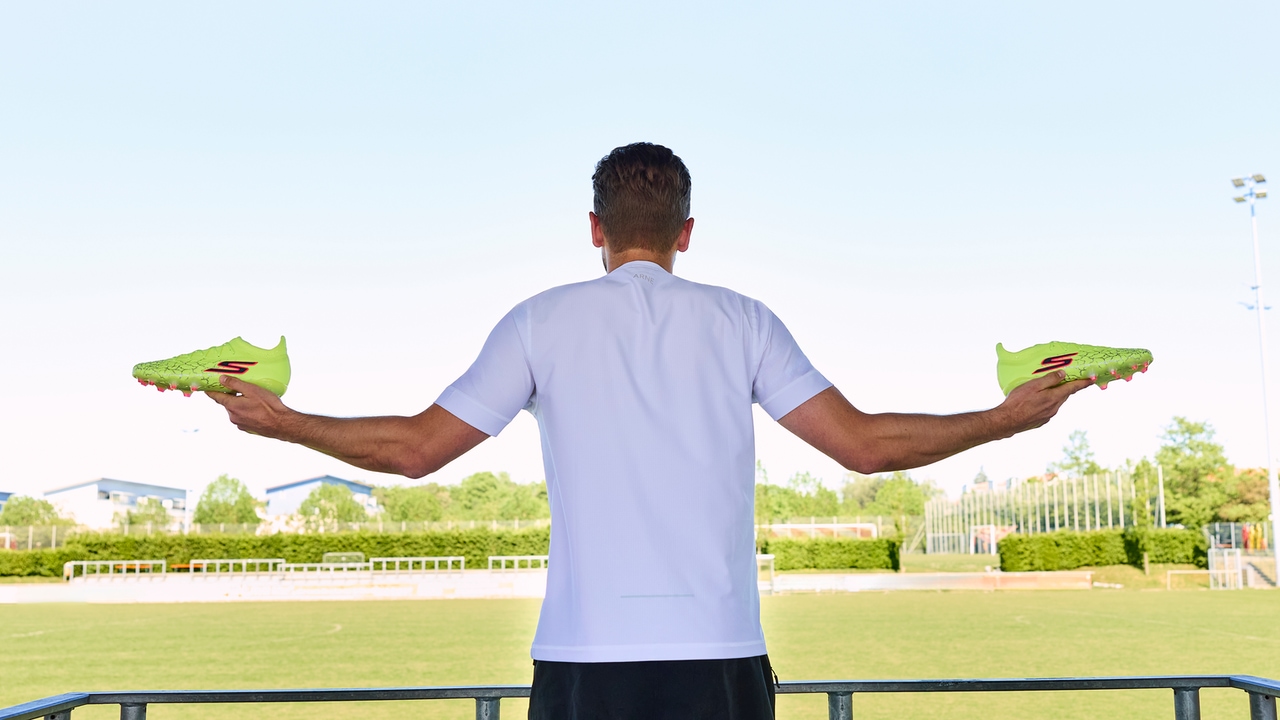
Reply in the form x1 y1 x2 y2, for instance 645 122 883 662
4 592 1279 720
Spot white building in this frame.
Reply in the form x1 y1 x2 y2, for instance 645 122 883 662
265 475 377 518
45 478 188 530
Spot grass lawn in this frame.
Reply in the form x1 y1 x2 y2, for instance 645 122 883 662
4 591 1280 719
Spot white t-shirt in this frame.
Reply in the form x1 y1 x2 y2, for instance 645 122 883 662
436 260 831 663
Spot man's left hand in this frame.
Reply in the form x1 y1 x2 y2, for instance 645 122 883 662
207 375 296 439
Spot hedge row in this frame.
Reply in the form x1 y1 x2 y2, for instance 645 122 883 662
997 528 1207 572
0 527 551 577
1 530 904 576
759 537 900 571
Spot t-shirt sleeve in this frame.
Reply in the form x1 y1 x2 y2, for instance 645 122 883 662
751 303 832 421
435 307 535 436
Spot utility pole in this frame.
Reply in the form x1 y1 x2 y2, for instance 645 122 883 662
1233 174 1276 553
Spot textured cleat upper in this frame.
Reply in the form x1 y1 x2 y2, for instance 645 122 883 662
131 336 291 397
996 341 1152 396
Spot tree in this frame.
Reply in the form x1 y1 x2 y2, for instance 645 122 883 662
841 471 939 518
1156 417 1231 529
193 475 262 525
1049 430 1103 477
376 484 446 522
753 465 838 521
299 483 369 524
1217 467 1272 523
0 496 73 526
840 473 881 510
448 472 550 521
120 497 173 529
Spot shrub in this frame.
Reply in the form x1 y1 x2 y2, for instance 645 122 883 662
0 527 552 576
758 537 900 571
998 528 1206 571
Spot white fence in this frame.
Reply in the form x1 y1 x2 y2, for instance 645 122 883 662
925 469 1170 555
488 555 549 570
63 560 166 579
63 556 481 579
371 556 465 572
190 558 285 573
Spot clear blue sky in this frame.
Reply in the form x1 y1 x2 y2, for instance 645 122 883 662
2 2 1278 501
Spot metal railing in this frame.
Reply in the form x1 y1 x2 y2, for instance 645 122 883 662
2 675 1277 720
488 555 549 570
189 558 284 573
62 560 166 580
371 556 465 572
277 562 371 573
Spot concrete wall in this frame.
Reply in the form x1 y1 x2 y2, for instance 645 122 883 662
0 570 1094 604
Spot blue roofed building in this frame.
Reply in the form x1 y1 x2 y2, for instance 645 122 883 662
265 475 377 518
44 479 188 530
0 491 11 512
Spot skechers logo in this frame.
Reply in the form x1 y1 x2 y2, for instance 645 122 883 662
1032 353 1077 374
205 361 258 375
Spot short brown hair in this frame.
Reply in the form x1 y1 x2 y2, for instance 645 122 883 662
592 143 692 254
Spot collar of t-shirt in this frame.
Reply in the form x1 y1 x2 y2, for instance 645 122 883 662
608 260 671 286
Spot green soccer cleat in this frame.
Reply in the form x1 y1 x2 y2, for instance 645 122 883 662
996 341 1152 396
132 336 291 397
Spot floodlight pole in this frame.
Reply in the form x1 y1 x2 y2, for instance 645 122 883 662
1237 176 1279 556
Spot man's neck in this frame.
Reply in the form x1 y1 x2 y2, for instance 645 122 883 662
604 249 676 274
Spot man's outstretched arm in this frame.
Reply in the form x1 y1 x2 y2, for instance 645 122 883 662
208 375 488 479
778 371 1091 475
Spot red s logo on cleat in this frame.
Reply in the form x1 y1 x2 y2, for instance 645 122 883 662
1032 353 1077 374
206 361 258 375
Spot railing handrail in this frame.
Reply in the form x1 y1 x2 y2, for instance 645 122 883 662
370 556 466 571
488 554 549 570
3 675 1278 720
189 558 285 572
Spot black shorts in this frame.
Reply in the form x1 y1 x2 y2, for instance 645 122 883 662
528 654 777 720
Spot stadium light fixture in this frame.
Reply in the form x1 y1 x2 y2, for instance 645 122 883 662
1231 172 1278 558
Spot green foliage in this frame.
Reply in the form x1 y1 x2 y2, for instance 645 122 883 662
193 475 262 525
374 473 549 522
0 548 91 577
754 464 938 527
840 471 940 517
0 527 553 576
376 484 446 522
299 484 368 525
1049 430 1103 477
1125 527 1209 566
755 471 839 521
449 473 549 521
0 496 73 526
119 498 173 529
1156 417 1231 528
758 537 900 571
998 528 1207 572
1215 467 1272 523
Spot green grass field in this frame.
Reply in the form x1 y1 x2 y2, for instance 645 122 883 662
4 591 1279 719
